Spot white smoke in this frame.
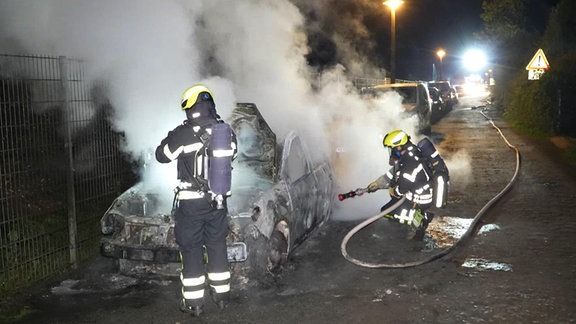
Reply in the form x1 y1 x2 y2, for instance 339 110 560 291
0 0 417 221
444 149 473 189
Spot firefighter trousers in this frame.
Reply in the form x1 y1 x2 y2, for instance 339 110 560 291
174 198 230 307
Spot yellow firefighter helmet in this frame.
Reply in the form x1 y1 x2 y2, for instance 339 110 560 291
383 129 410 148
180 84 214 110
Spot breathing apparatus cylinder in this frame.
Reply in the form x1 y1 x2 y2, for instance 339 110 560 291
417 137 450 208
208 122 233 209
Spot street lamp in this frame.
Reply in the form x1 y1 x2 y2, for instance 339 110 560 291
436 49 446 80
383 0 404 84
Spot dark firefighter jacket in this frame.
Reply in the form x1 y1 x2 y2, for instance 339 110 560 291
155 118 237 193
374 143 433 205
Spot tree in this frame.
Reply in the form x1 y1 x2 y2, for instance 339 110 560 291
541 0 576 57
481 0 528 42
479 0 551 116
489 0 576 136
539 0 576 136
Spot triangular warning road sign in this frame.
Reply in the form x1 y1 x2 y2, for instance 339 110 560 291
526 49 550 70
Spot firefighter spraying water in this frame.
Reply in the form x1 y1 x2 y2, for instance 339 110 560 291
338 111 521 272
339 130 450 240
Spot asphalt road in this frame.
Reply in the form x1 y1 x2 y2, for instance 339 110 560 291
5 94 576 324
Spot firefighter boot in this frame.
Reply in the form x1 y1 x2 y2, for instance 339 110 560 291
210 288 227 310
413 211 435 241
180 299 203 317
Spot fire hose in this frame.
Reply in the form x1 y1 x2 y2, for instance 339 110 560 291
339 109 521 268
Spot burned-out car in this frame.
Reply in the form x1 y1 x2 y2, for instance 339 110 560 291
100 103 334 278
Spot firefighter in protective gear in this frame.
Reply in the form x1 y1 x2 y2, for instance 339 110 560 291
155 84 237 317
366 130 434 240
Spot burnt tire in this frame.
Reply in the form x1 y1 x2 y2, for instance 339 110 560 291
268 230 288 273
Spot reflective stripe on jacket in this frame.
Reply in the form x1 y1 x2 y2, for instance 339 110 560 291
393 144 433 204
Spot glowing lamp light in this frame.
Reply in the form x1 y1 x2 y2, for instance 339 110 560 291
463 49 487 72
436 49 446 60
383 0 404 10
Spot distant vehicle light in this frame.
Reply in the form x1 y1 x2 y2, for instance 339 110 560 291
463 49 487 72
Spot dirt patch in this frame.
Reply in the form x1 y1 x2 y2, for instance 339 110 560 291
550 136 576 150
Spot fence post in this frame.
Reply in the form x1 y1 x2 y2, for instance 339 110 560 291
59 56 78 269
554 88 562 134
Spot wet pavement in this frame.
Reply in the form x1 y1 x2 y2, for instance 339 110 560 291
4 95 576 323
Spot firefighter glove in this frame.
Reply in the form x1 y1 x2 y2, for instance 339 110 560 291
388 186 400 198
367 181 380 193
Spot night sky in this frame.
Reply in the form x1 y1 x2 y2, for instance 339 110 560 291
392 0 485 81
293 0 559 82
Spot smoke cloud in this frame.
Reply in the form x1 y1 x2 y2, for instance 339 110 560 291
444 149 473 188
0 0 423 221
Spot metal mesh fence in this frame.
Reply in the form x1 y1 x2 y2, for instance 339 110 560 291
0 54 137 294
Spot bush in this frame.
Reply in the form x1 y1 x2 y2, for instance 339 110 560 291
503 50 576 137
503 73 554 137
541 51 576 136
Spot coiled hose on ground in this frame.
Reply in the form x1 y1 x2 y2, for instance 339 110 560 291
340 110 521 269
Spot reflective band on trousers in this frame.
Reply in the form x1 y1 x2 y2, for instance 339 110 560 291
181 273 205 300
208 271 231 281
181 273 205 286
210 283 230 293
183 288 205 300
178 191 205 200
395 208 415 224
208 271 231 293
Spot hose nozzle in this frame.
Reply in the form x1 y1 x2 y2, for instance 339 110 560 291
338 188 367 201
